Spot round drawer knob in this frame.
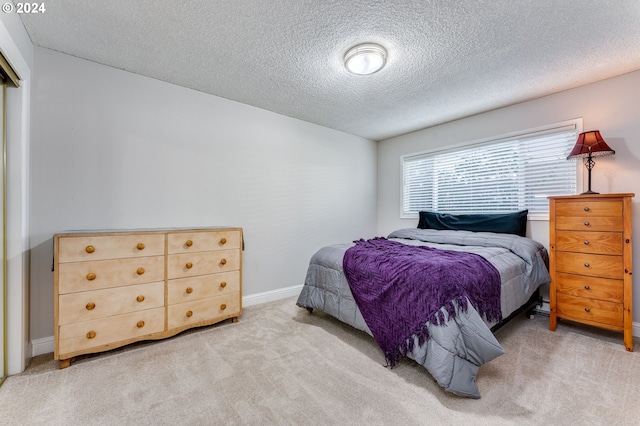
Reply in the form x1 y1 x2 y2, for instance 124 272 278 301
220 259 227 265
584 221 590 226
85 302 95 311
136 295 145 303
584 240 589 245
86 273 96 281
85 245 95 254
137 321 145 328
584 285 590 290
185 240 193 247
186 262 193 269
137 243 145 250
584 263 590 268
584 206 590 211
220 238 227 245
137 267 145 275
186 287 193 294
186 310 193 317
220 281 227 288
86 331 96 339
584 307 591 313
220 304 227 310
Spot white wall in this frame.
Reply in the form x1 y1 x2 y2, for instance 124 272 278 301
378 70 640 324
24 42 640 356
30 47 378 345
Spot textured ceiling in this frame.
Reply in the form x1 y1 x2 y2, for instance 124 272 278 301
18 0 640 141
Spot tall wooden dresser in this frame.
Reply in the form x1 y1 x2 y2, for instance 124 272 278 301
548 194 634 351
54 227 242 368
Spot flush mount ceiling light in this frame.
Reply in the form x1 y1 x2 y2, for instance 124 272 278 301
344 43 387 75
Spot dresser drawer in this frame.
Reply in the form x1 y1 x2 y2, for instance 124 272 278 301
555 231 622 255
555 252 623 279
167 249 240 279
555 272 623 303
57 234 165 263
555 200 622 217
556 293 623 328
167 271 240 305
58 307 165 356
58 255 165 294
167 230 241 254
555 216 623 232
167 294 241 329
58 281 165 325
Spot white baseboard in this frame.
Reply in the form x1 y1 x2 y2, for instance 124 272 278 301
31 285 305 357
241 284 303 307
32 336 54 357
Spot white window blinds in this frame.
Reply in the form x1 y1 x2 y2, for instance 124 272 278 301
402 123 578 218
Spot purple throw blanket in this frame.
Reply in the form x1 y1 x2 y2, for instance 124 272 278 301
343 238 502 367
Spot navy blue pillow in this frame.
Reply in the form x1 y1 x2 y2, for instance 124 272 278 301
417 210 528 237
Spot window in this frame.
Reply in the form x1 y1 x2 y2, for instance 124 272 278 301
402 122 579 218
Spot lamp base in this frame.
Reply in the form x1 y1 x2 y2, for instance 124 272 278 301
580 190 599 195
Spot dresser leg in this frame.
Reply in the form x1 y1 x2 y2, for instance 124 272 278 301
58 358 71 369
232 317 239 323
549 312 557 331
624 331 633 352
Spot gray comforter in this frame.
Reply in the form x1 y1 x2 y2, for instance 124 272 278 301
296 228 550 398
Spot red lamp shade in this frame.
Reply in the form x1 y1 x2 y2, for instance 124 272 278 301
567 130 615 194
567 130 615 159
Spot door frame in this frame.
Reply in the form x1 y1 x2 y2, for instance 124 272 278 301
0 16 32 376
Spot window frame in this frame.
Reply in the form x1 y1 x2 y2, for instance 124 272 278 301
400 119 583 221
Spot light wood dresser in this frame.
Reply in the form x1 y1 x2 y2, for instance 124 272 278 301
54 227 242 368
548 194 634 351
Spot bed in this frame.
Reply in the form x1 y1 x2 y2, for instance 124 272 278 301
296 211 551 399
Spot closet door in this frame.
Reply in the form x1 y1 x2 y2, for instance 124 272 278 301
0 50 19 383
0 77 6 385
0 51 20 382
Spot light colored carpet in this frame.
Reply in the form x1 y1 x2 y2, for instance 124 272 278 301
1 296 639 425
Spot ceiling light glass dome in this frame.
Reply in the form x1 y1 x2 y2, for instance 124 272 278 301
344 43 387 75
